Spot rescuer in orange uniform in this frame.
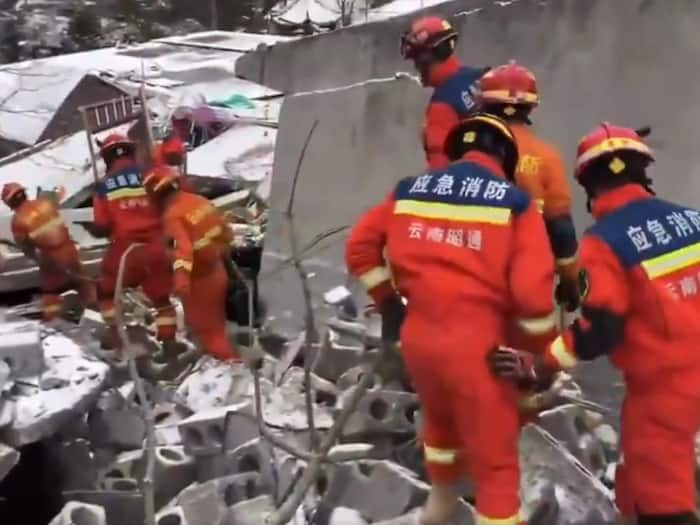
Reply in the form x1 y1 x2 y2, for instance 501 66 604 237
477 61 580 312
400 16 488 169
346 114 557 525
2 183 95 320
489 123 700 525
152 134 196 192
92 133 177 350
144 165 239 361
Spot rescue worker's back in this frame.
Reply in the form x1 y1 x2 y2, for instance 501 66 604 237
346 114 556 525
378 154 554 340
581 187 700 382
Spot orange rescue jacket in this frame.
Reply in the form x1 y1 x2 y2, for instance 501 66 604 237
346 151 557 345
11 198 72 251
93 160 162 243
545 184 700 387
511 123 578 279
162 191 233 281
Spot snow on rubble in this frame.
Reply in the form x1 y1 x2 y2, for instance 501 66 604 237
0 294 628 525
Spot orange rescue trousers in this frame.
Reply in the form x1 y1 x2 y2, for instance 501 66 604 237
98 239 176 343
401 318 524 525
615 375 700 519
182 261 237 361
39 242 96 321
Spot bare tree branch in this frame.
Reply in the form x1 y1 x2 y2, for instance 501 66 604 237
113 242 156 525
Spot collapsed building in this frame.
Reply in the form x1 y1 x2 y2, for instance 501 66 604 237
0 0 698 523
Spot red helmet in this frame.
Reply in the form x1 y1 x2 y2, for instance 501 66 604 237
575 123 654 182
477 60 539 107
143 165 180 197
1 182 26 207
97 133 135 159
400 16 457 60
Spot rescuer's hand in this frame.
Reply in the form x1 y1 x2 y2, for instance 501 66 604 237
487 345 543 389
555 268 589 313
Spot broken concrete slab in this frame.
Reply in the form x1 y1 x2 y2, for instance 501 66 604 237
0 442 19 482
0 320 44 378
536 405 607 477
176 359 253 413
1 334 109 447
339 387 418 439
87 404 146 451
49 501 106 525
321 460 426 522
321 459 475 524
519 424 616 524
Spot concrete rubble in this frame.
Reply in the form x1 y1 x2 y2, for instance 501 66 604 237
0 295 629 525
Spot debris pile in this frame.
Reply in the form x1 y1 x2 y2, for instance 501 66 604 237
0 287 631 525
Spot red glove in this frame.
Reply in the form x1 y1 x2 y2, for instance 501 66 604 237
487 345 551 390
173 271 191 299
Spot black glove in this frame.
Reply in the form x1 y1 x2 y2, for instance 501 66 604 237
379 294 406 343
487 345 549 390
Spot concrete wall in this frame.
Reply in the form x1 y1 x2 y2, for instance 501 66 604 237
260 0 700 340
235 0 474 93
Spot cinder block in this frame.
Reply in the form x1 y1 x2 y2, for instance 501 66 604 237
340 387 418 439
222 409 258 452
178 471 269 511
63 489 145 525
0 320 43 378
313 336 365 382
178 402 252 457
132 446 196 510
195 437 299 500
49 501 106 525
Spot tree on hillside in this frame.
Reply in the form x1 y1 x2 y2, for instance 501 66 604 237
67 8 102 47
